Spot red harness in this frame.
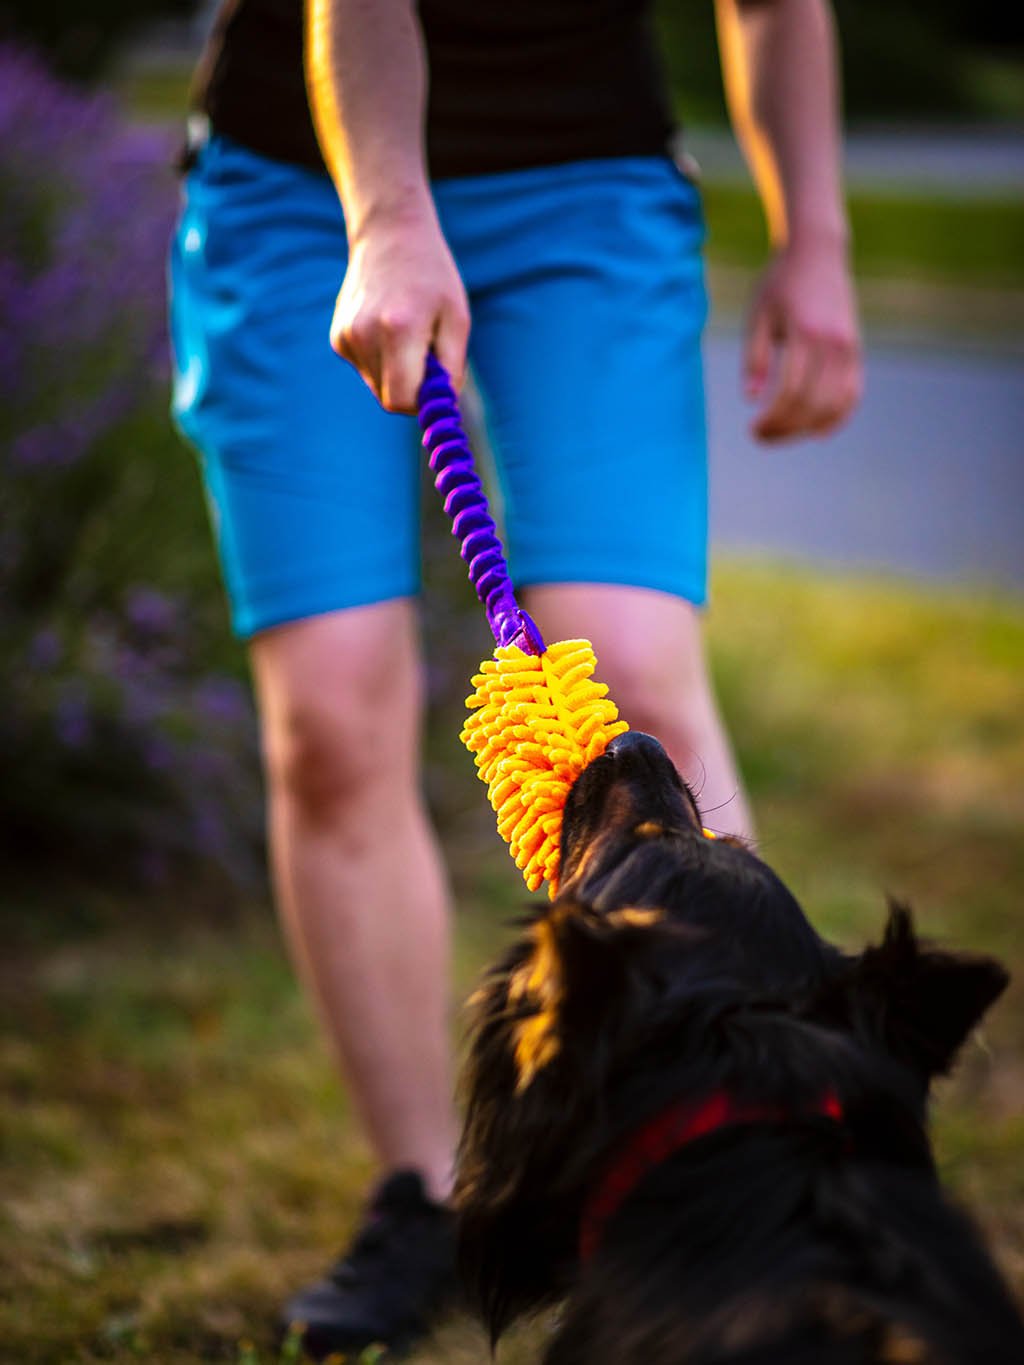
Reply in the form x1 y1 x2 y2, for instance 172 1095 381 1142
578 1089 844 1263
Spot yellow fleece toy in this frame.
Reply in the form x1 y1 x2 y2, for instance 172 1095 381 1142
461 640 629 894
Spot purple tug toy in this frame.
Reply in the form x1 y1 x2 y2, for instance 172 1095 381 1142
416 352 545 656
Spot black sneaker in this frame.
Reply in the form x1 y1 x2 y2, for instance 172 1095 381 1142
281 1170 457 1360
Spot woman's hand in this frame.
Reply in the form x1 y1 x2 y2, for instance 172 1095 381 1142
330 206 470 413
743 232 862 443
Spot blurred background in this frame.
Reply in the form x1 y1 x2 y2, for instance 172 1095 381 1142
1 3 1021 1362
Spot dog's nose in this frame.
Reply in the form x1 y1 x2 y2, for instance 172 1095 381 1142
606 731 668 762
604 731 693 812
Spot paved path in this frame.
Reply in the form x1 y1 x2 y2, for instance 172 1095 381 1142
706 333 1024 592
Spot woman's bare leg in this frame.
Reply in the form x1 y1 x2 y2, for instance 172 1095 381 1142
250 599 457 1202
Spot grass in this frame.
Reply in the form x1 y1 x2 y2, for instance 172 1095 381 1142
2 561 1022 1362
962 50 1024 122
112 61 192 122
702 183 1024 289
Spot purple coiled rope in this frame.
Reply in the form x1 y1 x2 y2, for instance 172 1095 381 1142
417 352 545 656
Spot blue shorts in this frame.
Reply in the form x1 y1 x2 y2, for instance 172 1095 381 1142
168 136 709 638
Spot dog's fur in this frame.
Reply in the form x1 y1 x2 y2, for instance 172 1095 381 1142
456 731 1024 1363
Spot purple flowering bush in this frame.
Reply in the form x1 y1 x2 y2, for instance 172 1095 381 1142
1 44 262 886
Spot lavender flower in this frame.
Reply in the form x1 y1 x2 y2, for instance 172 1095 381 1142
1 42 176 473
125 588 180 641
1 43 263 891
194 678 250 727
54 686 92 749
27 628 62 670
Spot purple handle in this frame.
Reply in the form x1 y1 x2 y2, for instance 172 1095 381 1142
417 353 544 655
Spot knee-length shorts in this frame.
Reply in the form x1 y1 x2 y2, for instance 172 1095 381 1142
168 135 710 638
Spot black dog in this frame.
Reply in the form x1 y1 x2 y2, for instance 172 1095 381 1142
456 731 1024 1363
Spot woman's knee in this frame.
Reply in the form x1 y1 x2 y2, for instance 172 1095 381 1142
261 697 389 823
593 622 712 732
593 638 722 785
523 583 722 778
251 605 422 824
607 661 715 758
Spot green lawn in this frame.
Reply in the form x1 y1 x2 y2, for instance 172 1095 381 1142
3 562 1022 1363
113 62 193 122
702 183 1024 289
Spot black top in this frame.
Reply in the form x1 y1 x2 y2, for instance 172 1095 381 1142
192 0 677 179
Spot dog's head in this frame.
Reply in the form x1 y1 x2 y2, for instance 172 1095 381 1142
559 730 832 993
456 732 1009 1344
560 731 1007 1082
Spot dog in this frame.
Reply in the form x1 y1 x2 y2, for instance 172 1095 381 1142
455 731 1024 1363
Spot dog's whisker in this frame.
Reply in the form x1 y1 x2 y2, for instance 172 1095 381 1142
694 786 742 820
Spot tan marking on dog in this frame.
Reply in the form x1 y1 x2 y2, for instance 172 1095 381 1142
562 836 601 887
606 906 665 928
690 1294 796 1355
695 1286 927 1360
696 1290 936 1364
633 821 665 838
508 905 573 1091
882 1328 929 1364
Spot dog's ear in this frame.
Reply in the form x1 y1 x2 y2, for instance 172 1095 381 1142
455 901 636 1340
550 901 644 1035
845 902 1009 1080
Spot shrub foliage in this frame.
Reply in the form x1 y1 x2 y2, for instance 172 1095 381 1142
0 44 262 887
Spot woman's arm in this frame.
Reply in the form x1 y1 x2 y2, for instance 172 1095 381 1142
305 0 469 411
714 0 862 441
